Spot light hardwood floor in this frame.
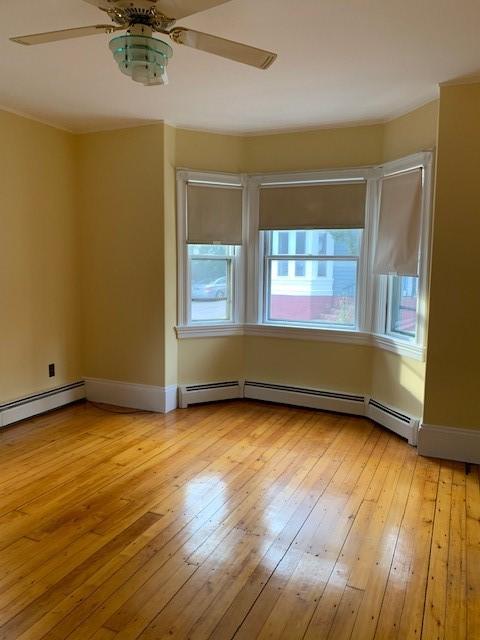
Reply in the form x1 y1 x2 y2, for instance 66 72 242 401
0 400 478 640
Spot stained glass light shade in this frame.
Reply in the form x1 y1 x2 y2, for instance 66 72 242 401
109 34 173 86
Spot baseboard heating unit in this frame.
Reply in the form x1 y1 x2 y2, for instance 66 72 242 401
0 381 86 428
179 380 245 408
244 380 365 416
364 397 419 445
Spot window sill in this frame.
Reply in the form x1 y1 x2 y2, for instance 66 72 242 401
243 323 369 346
175 323 425 361
370 333 425 361
175 324 244 339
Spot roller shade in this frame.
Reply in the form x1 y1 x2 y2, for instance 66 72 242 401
373 168 423 276
187 183 243 245
259 181 367 230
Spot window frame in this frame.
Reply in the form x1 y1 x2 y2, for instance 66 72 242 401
370 152 433 354
246 168 376 333
176 169 247 330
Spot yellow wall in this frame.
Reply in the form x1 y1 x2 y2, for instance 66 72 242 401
178 337 245 385
163 124 178 387
245 339 372 395
424 84 480 428
0 111 81 402
78 124 166 386
175 128 245 173
371 351 426 418
383 100 439 162
244 124 384 173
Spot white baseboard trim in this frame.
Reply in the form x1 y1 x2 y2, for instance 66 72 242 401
164 384 179 413
418 423 480 464
0 381 86 428
84 378 178 414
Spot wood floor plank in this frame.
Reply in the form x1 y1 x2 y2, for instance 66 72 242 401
465 466 480 639
373 456 439 640
444 464 467 640
0 400 477 640
422 463 454 640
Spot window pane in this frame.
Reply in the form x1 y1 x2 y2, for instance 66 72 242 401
269 229 361 257
268 260 357 327
191 259 231 322
188 244 231 256
330 229 362 256
390 276 418 338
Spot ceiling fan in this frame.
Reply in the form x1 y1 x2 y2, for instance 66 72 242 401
10 0 277 86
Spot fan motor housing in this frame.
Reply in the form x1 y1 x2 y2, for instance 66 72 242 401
99 1 176 31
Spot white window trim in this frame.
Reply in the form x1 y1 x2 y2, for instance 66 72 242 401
176 169 247 329
370 151 433 354
245 167 377 327
175 156 433 362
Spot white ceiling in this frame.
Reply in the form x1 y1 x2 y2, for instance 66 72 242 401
2 0 480 134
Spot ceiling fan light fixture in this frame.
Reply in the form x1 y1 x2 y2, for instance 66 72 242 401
109 30 173 86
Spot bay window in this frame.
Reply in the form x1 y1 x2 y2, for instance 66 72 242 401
176 152 432 359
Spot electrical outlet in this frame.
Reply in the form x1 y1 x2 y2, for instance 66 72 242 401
48 363 55 378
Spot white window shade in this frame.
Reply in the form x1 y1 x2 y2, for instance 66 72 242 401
373 168 423 276
187 183 243 245
259 181 367 230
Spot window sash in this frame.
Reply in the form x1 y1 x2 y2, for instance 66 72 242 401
189 256 234 323
178 156 431 357
386 275 418 340
263 255 360 329
262 229 365 330
186 249 240 325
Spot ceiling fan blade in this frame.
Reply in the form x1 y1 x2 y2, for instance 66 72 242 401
82 0 232 20
10 25 122 46
170 28 277 69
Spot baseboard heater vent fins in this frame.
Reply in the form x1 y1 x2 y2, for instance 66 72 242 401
244 380 365 416
365 397 419 445
0 381 85 412
179 380 244 408
0 381 86 428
